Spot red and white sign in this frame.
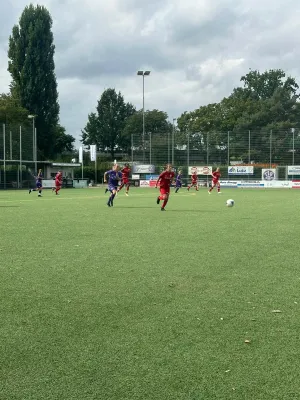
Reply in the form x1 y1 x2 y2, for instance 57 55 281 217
188 166 212 175
149 180 158 187
140 180 150 187
292 180 300 189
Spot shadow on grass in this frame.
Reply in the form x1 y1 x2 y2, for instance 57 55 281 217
0 205 20 207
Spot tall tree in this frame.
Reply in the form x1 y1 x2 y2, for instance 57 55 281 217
177 69 300 163
7 4 61 158
81 89 136 158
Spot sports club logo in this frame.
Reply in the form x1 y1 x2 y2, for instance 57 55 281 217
263 169 275 181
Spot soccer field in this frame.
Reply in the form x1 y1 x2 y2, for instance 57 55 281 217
1 187 300 400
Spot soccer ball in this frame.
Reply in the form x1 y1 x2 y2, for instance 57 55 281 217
226 199 235 207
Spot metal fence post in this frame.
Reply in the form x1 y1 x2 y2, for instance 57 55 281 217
270 130 272 168
19 126 22 188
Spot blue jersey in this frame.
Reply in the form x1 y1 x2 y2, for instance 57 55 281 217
176 174 182 186
106 170 121 188
36 172 43 187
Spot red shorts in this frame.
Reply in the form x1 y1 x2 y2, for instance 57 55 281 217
212 180 219 185
160 187 170 195
122 179 129 184
55 181 61 187
191 181 197 185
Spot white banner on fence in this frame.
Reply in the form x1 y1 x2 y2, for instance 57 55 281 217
188 166 212 175
140 180 150 187
237 181 264 187
219 180 239 187
228 166 254 175
264 180 292 188
90 145 96 161
262 169 276 180
288 166 300 175
42 179 55 188
132 174 140 180
132 164 155 173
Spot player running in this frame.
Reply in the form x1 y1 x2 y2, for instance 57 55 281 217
29 169 43 197
155 164 175 211
104 164 122 207
208 167 221 194
117 163 131 196
175 170 182 193
53 170 63 195
187 171 198 191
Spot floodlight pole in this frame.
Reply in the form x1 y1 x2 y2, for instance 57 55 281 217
137 70 151 163
172 118 176 165
142 74 145 163
28 114 37 172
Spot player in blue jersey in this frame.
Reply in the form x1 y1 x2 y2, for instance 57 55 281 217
175 170 182 193
29 169 43 197
104 164 122 207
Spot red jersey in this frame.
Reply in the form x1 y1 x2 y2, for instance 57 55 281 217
158 171 175 189
191 173 197 183
212 171 221 182
121 167 131 180
55 173 62 184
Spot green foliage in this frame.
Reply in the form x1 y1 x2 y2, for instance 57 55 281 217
123 109 172 137
177 69 300 163
7 4 73 158
81 89 136 158
73 161 113 181
0 93 29 124
53 125 75 155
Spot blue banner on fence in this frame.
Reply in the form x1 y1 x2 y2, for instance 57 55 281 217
145 175 160 180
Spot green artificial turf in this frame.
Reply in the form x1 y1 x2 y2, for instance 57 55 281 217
0 187 300 400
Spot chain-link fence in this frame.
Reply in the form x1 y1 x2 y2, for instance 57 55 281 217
130 129 300 178
0 123 36 189
1 125 300 188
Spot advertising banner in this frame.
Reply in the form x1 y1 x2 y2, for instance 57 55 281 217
292 180 300 188
139 180 150 187
288 166 300 175
219 180 239 187
237 182 264 187
188 166 212 175
132 165 155 173
228 166 254 175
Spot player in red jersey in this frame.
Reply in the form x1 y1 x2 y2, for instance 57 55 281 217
187 171 199 191
155 164 175 211
117 163 131 196
53 170 63 195
208 167 221 194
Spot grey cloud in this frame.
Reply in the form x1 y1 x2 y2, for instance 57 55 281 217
166 8 238 48
56 42 176 80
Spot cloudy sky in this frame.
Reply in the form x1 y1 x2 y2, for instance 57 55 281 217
1 0 300 147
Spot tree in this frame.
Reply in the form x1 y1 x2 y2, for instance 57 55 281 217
177 69 300 164
7 4 72 158
0 93 34 160
81 89 136 158
53 125 75 155
123 109 172 137
0 93 29 124
121 109 173 157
